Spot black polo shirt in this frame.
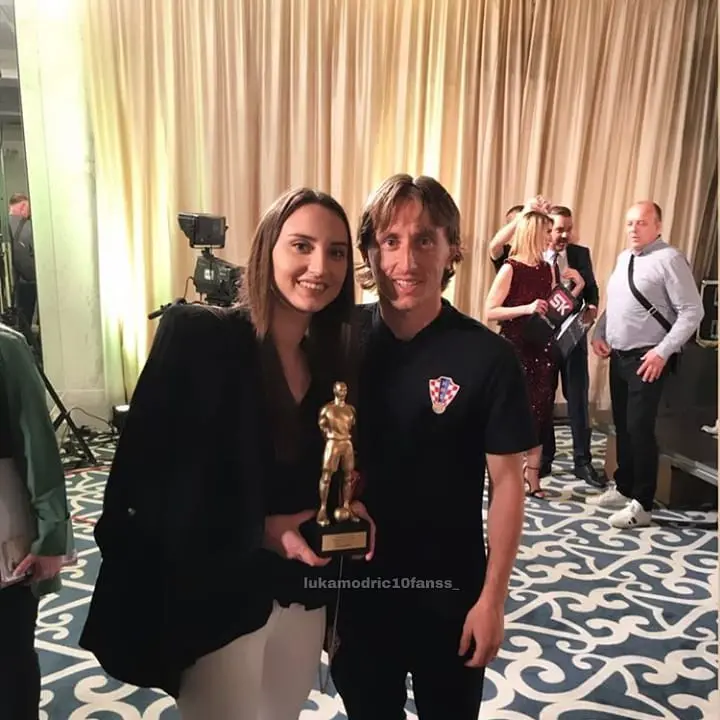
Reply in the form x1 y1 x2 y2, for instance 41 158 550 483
351 300 536 614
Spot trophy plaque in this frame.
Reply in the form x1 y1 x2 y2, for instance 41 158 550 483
300 381 371 558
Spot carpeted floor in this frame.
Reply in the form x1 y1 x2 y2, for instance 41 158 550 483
37 428 718 719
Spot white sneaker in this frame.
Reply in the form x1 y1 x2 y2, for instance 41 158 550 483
586 486 629 509
609 500 652 529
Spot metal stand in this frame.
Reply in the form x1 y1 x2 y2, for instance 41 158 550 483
41 363 97 466
1 209 96 466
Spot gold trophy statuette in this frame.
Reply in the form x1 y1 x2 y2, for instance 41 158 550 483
300 381 371 558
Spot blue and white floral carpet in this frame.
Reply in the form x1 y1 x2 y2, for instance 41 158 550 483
38 429 718 718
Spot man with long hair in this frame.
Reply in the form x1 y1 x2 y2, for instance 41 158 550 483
330 175 536 718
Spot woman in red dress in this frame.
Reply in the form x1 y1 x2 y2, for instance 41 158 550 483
485 210 585 498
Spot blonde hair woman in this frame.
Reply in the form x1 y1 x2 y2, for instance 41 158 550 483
485 211 584 498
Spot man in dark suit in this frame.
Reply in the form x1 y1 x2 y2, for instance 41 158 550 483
541 206 605 487
8 193 36 331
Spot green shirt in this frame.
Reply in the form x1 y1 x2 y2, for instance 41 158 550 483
0 323 74 596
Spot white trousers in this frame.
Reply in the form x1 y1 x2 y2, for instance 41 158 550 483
177 601 326 720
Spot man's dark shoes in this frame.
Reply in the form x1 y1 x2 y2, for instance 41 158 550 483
574 462 607 489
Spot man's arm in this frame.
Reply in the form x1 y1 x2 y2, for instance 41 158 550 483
592 311 607 342
590 311 612 357
578 246 599 308
482 452 525 605
490 197 546 265
488 220 516 261
1 329 72 558
654 252 705 360
457 344 535 667
479 346 534 603
27 224 35 258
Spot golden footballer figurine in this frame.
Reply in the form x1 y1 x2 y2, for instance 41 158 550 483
317 381 359 526
300 381 370 557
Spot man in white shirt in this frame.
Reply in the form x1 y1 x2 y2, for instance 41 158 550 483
591 201 703 527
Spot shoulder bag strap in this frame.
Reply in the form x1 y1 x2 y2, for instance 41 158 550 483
9 217 26 244
9 218 28 278
627 254 672 333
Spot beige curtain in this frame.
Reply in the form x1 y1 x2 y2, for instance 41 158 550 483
692 168 718 282
81 0 717 407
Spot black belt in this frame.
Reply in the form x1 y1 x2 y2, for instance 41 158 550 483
612 347 653 358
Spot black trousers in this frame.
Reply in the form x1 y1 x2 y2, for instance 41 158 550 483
0 583 41 720
331 599 485 719
543 338 592 466
14 280 37 328
609 349 668 511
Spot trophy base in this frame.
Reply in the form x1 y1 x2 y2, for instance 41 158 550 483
300 516 371 559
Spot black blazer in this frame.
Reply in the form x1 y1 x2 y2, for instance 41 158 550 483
79 303 271 697
565 244 599 308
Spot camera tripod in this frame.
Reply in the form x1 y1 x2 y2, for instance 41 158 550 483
0 305 97 467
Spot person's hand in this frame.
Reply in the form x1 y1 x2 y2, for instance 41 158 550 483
523 195 550 215
264 511 331 567
527 299 549 315
591 339 611 358
349 500 376 562
13 554 64 583
458 597 505 667
637 348 666 383
582 305 598 325
562 268 584 290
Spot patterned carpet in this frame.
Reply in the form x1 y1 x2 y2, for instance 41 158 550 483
37 428 718 719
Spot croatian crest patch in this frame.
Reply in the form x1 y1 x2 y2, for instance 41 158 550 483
428 376 460 414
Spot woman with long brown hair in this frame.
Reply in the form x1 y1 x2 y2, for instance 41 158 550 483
485 210 585 498
80 188 373 718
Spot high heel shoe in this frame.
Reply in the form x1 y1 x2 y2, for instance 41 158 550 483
524 464 546 499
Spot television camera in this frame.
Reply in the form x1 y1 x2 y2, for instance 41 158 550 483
178 212 244 306
148 212 245 320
